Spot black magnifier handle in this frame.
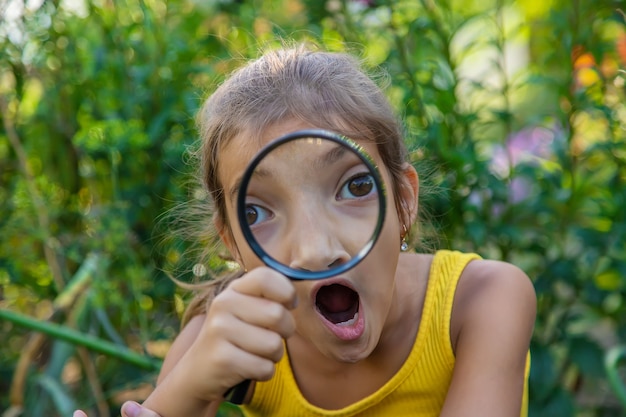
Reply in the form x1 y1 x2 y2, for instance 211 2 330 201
224 379 251 405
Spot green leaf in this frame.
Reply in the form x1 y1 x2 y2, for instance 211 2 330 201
569 336 606 378
36 374 76 416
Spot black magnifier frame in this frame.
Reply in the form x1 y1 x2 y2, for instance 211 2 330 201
236 129 387 281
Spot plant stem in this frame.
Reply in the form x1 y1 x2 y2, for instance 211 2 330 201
7 253 106 407
0 308 162 371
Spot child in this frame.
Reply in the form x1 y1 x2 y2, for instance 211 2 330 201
77 42 535 417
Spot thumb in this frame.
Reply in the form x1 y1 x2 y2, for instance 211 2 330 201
120 401 161 417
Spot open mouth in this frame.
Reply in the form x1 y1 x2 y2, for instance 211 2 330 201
315 283 360 325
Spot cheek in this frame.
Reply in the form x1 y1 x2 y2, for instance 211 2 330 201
291 285 318 329
377 163 402 233
381 184 402 245
359 202 401 292
224 199 253 251
295 280 316 306
223 204 264 267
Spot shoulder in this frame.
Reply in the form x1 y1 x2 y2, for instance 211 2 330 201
451 258 536 353
440 259 535 416
457 258 536 312
458 258 535 302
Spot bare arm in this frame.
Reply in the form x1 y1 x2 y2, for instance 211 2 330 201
441 260 536 417
141 267 297 417
152 314 221 417
156 315 206 385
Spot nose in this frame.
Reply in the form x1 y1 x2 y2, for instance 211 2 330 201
286 203 351 273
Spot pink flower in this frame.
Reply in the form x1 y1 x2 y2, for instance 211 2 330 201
469 124 564 212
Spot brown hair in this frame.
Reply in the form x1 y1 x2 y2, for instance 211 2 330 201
182 43 415 324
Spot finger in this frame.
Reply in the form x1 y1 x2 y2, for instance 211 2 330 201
212 338 278 383
213 315 286 363
121 401 162 417
213 291 296 338
73 411 88 417
229 267 298 309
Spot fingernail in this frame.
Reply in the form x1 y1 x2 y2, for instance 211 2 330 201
122 401 142 417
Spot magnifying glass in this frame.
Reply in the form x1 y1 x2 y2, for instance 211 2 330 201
236 129 387 279
225 129 387 403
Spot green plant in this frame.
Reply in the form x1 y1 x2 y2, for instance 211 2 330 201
1 0 625 416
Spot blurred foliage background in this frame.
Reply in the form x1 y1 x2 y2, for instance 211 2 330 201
1 0 626 416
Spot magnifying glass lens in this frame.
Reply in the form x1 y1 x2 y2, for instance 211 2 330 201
237 130 386 280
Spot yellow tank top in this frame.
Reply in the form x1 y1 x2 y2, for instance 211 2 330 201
241 250 530 416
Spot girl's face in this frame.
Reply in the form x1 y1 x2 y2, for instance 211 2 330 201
217 119 417 363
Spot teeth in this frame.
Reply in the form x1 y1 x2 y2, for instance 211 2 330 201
337 312 358 327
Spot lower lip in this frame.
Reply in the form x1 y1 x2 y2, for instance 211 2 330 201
317 302 365 341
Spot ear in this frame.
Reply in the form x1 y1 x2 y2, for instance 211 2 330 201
397 162 419 229
213 214 243 266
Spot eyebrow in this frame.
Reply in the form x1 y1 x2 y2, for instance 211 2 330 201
229 167 271 203
228 143 351 203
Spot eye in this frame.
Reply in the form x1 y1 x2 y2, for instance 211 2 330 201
245 204 272 226
337 173 377 200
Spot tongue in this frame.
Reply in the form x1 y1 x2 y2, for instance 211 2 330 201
316 284 359 324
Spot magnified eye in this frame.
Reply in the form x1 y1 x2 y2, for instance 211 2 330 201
245 204 272 226
338 173 377 200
